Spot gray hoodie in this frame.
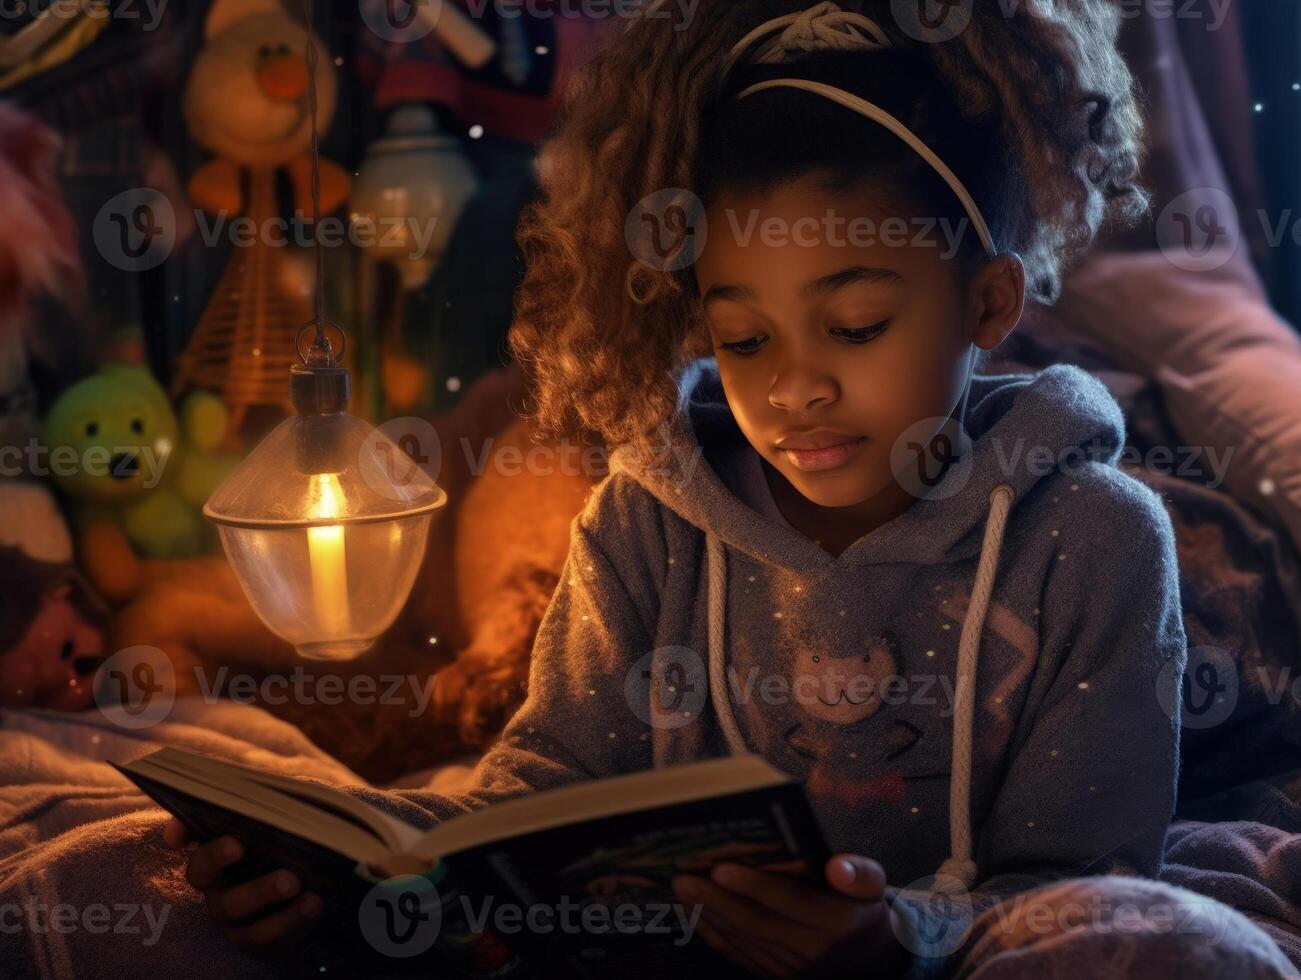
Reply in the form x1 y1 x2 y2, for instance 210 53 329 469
412 357 1187 960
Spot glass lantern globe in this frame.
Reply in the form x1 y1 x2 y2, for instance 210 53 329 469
204 363 445 661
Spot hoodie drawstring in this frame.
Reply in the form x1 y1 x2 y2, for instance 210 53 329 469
704 483 1017 894
933 483 1015 893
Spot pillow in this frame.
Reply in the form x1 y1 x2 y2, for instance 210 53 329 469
1048 249 1301 556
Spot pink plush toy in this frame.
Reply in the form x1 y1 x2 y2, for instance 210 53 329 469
0 101 81 453
0 103 105 711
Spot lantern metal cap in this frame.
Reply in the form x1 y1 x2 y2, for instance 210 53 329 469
291 363 350 417
203 411 447 530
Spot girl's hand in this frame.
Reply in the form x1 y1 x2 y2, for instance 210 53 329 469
163 817 325 954
672 854 910 979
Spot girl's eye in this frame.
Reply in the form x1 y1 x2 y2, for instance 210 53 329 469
718 335 767 356
830 321 891 344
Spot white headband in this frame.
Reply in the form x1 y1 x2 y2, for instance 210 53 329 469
723 2 997 259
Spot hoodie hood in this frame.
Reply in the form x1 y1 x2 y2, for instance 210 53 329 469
610 357 1126 572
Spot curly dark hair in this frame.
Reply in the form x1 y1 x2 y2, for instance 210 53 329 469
509 0 1149 451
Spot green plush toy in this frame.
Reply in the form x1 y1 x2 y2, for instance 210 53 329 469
42 366 239 559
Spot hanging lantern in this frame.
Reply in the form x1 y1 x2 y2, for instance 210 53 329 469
204 332 444 660
203 0 444 660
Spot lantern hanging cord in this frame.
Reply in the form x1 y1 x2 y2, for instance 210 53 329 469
302 0 330 365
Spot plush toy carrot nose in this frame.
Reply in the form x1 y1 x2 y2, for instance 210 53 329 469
257 52 309 101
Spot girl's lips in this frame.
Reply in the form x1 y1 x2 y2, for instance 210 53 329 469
781 437 867 472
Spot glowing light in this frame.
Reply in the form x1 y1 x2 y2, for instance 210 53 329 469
306 473 349 636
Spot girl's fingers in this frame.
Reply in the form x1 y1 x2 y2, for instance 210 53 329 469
695 913 789 979
823 854 887 902
674 874 822 961
708 862 860 934
756 858 809 876
703 909 809 977
184 836 243 891
161 818 191 850
223 892 324 951
211 870 301 924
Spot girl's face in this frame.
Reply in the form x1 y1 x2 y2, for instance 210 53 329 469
695 176 1023 511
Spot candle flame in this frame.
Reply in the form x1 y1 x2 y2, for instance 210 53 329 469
309 472 346 520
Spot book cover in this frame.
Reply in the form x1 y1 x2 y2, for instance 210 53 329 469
115 757 830 978
436 781 828 977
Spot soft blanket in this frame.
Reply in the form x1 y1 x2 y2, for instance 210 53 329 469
1 699 1299 979
0 699 474 979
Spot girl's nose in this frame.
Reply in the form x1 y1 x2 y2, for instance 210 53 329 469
769 361 838 412
258 53 309 102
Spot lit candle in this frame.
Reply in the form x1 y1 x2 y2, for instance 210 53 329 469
307 473 349 635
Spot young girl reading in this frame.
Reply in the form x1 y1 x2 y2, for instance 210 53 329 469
167 2 1292 976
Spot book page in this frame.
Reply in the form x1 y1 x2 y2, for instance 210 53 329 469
173 752 426 854
127 753 396 869
413 755 789 862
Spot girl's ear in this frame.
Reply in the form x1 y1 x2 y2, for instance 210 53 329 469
968 251 1026 351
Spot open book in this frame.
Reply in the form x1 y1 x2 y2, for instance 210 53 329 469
114 747 829 978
